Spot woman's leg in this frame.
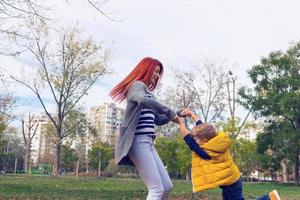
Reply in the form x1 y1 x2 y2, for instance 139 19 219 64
152 145 173 199
128 135 172 200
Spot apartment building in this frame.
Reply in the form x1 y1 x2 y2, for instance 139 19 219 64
29 113 56 165
89 103 124 146
238 121 264 141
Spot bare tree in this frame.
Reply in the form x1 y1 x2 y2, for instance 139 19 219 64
0 95 15 139
155 74 196 137
1 126 24 173
87 0 121 22
173 57 228 123
0 0 50 56
11 26 110 176
0 0 117 56
21 113 39 175
225 71 253 139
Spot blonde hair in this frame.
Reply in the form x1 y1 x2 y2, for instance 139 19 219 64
191 123 217 141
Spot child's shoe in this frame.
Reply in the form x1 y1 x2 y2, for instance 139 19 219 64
269 190 281 200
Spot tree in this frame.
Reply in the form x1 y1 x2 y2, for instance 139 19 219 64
0 126 24 174
233 138 260 181
172 57 228 123
154 136 180 177
156 56 230 137
0 95 15 146
154 135 191 178
176 135 192 179
224 71 253 139
154 78 195 137
88 142 113 172
0 0 49 56
63 108 90 141
0 0 116 56
21 113 39 175
61 144 78 173
256 119 296 182
12 27 110 176
64 109 93 176
239 42 300 185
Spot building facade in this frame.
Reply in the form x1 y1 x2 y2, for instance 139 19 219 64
29 113 56 165
89 103 124 146
238 120 264 142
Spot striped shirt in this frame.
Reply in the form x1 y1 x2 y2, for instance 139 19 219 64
135 108 155 136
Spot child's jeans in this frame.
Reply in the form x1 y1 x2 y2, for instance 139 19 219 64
256 194 270 200
220 177 245 200
220 177 270 200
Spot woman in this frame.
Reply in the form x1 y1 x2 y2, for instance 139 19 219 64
109 57 179 200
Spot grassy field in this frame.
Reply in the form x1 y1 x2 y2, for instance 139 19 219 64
0 175 299 200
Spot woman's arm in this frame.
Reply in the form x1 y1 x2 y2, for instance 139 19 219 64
127 81 176 121
154 113 170 126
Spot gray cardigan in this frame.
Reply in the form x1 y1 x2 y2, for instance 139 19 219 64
115 80 176 165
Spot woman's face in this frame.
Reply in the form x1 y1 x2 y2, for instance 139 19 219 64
150 65 161 85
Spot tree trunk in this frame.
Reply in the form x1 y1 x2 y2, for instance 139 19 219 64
85 160 89 177
295 117 300 185
185 171 189 180
186 168 191 180
14 157 17 175
28 154 32 175
24 146 29 174
54 143 61 176
76 160 79 179
98 159 101 177
295 148 299 185
24 144 31 174
281 159 288 183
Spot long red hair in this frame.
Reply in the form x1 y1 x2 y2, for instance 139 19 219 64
109 57 164 102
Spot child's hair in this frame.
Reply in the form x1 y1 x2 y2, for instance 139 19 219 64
191 123 217 140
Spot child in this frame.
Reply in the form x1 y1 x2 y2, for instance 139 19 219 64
177 108 281 200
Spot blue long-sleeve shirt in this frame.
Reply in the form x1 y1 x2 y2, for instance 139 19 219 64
183 119 212 160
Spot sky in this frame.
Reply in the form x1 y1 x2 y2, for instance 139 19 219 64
1 0 300 121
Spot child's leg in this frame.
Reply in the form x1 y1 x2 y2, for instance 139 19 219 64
256 195 270 200
257 190 281 200
220 177 245 200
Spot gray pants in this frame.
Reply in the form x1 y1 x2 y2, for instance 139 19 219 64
128 135 173 200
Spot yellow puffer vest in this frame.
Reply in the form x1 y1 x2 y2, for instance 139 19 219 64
191 132 240 192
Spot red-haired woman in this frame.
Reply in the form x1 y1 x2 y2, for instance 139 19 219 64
110 57 179 200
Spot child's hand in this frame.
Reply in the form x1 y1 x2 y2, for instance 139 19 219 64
178 117 184 125
178 108 199 122
178 117 190 137
178 108 193 117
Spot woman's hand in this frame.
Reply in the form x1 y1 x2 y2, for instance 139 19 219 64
178 108 192 117
172 116 181 124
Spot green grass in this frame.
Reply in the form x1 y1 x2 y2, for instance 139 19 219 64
0 175 299 199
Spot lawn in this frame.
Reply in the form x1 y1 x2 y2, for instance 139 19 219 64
0 175 299 200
